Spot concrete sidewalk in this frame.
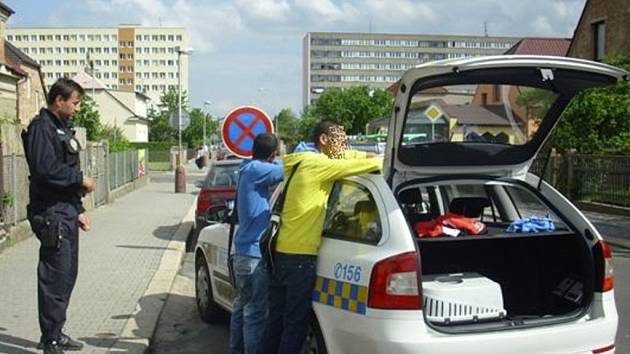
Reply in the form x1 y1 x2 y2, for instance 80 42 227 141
0 162 204 354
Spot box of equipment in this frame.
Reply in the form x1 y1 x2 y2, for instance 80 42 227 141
422 272 507 325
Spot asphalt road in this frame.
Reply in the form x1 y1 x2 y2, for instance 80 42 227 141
150 251 230 354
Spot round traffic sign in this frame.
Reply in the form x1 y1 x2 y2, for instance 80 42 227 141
221 106 273 158
169 110 190 130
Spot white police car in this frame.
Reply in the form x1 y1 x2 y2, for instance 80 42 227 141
195 56 626 354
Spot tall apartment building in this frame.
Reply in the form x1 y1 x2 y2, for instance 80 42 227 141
303 32 521 107
5 25 188 102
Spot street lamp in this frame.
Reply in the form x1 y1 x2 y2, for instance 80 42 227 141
175 46 193 193
176 46 193 164
203 100 212 149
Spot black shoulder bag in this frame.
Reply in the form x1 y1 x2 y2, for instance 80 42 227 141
260 162 301 274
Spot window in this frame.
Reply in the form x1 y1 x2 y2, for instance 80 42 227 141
168 35 174 41
39 35 46 41
136 35 142 41
6 35 13 41
55 35 62 41
176 35 182 41
79 47 86 54
144 34 150 41
103 34 110 41
593 21 606 61
79 34 86 41
323 181 382 244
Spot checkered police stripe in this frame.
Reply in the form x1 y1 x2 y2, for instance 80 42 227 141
312 276 368 315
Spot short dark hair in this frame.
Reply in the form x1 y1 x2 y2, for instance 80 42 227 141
253 133 278 160
47 78 85 105
311 120 342 148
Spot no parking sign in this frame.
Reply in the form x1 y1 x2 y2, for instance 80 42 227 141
221 106 274 158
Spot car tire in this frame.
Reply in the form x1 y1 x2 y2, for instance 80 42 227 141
301 315 327 354
195 258 224 323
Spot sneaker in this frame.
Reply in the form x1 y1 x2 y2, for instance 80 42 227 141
38 334 83 351
43 341 64 354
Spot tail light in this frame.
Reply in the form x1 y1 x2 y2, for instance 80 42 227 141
197 190 213 215
368 252 422 310
596 240 614 292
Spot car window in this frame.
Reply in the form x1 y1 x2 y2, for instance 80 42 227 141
323 181 382 244
413 183 566 229
504 185 566 228
206 164 240 187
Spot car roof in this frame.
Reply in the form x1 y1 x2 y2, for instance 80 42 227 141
211 159 243 166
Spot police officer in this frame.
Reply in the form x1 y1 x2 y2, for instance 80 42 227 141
23 78 96 354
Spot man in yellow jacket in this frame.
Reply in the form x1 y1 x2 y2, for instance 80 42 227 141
259 121 382 354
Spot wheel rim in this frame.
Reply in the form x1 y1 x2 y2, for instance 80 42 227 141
196 265 210 311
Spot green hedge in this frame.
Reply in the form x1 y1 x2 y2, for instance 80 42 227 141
130 141 174 151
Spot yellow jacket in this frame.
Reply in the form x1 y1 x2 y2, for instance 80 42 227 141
275 151 382 255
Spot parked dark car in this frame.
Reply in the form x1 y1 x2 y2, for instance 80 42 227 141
195 159 241 231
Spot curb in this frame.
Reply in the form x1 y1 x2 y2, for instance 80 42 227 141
110 197 197 354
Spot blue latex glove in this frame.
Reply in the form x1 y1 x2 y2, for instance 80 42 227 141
293 141 318 153
507 215 556 233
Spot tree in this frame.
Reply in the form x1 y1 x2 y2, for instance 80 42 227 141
182 108 219 148
549 55 630 154
100 124 131 152
275 108 300 146
148 88 189 143
73 95 102 141
311 86 394 135
297 105 320 142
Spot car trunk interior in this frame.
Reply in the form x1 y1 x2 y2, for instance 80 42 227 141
418 231 593 324
396 180 595 330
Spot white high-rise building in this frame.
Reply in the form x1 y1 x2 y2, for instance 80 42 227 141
5 25 188 103
303 32 521 107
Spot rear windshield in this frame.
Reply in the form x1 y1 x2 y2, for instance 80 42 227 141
206 164 240 187
398 182 568 233
402 84 558 147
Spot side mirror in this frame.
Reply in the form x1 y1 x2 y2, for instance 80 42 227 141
205 205 229 225
194 180 204 188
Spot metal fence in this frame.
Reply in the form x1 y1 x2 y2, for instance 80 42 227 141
2 154 29 226
109 150 142 190
531 151 630 208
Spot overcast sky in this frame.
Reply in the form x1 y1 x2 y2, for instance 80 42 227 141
6 0 586 118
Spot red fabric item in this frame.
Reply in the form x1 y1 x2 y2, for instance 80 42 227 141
415 213 487 238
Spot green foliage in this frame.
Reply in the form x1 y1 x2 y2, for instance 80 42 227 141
550 55 630 154
148 88 189 143
130 141 173 151
2 192 13 208
100 124 131 152
515 88 557 122
73 95 102 140
182 108 219 148
310 86 394 134
275 108 300 146
297 105 320 142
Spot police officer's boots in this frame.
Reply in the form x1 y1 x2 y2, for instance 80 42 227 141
43 341 64 354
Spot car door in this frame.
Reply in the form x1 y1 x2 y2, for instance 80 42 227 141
314 177 388 353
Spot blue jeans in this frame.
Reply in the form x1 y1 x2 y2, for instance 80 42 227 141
230 255 269 354
258 253 317 354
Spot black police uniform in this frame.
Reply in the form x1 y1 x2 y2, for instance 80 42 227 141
23 108 84 345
